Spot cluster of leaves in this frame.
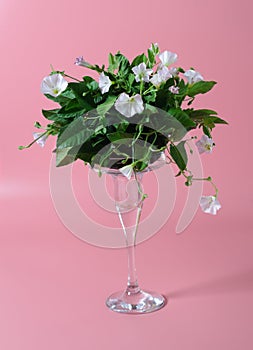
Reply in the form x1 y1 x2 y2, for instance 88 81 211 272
34 46 227 174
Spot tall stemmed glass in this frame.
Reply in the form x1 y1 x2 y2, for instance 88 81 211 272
104 156 166 314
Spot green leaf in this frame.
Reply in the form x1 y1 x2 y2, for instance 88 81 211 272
169 108 196 130
147 49 155 66
57 105 87 118
115 53 130 76
188 109 218 118
128 73 135 88
108 53 118 73
34 121 42 128
81 76 99 92
43 88 75 106
144 90 156 103
42 109 61 120
68 82 94 109
56 147 75 167
207 116 228 124
56 116 99 149
131 53 148 67
202 116 228 130
186 109 228 128
97 95 117 117
170 141 188 171
187 81 216 97
177 67 185 73
203 125 212 138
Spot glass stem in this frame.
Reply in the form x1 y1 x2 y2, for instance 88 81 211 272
126 205 142 294
113 173 143 295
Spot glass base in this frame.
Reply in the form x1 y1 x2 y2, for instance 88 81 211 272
106 289 166 314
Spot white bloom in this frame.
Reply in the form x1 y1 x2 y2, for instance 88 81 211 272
150 66 172 87
74 56 92 68
115 93 144 118
99 72 112 94
200 196 221 215
132 63 153 83
196 135 214 154
41 74 68 97
184 69 204 84
168 67 178 77
150 74 161 87
119 164 134 180
158 51 178 67
169 86 179 94
33 132 48 148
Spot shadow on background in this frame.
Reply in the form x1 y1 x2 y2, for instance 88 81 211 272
165 268 253 300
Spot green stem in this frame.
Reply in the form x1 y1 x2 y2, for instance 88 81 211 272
139 81 144 96
18 131 48 150
134 171 147 201
192 176 218 197
63 74 81 82
143 86 157 95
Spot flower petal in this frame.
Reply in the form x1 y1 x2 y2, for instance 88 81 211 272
99 72 112 94
184 69 204 84
196 135 214 154
33 132 48 148
158 51 178 66
200 196 221 215
40 74 68 97
119 164 134 180
115 93 144 118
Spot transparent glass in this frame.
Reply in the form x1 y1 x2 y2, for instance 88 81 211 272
95 154 166 314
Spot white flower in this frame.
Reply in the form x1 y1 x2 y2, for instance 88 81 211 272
150 66 172 87
33 132 48 148
41 74 68 97
99 72 112 94
74 56 92 68
196 135 214 154
150 74 161 87
158 51 178 67
115 93 144 118
200 196 221 215
119 164 134 180
184 69 204 84
169 86 179 94
168 67 178 77
132 63 153 83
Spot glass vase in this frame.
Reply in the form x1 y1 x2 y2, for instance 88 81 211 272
102 156 166 314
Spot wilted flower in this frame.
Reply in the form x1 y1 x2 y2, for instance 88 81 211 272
196 135 214 154
115 93 144 118
119 164 134 180
150 66 172 87
169 86 179 94
99 72 112 94
158 51 178 67
132 62 153 83
74 56 92 68
184 69 204 84
33 132 48 148
200 196 221 215
41 74 68 97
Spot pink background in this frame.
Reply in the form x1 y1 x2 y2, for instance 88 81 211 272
1 0 253 349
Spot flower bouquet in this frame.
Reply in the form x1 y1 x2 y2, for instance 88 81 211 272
20 43 227 313
20 43 227 213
